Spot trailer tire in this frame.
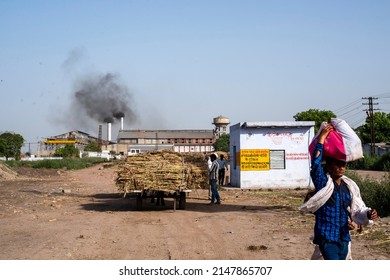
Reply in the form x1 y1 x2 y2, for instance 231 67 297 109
136 193 143 210
178 191 186 210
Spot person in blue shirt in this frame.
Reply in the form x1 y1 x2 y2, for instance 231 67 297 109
308 123 378 260
217 154 229 185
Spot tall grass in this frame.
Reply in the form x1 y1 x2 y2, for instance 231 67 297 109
4 158 107 170
346 171 390 217
348 152 390 171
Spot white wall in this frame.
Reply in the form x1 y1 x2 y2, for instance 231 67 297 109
230 122 315 189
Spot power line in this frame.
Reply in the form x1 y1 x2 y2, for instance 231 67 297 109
336 104 364 118
349 117 366 129
333 99 362 115
373 91 390 98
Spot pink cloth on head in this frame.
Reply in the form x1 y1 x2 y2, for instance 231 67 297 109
309 129 346 161
309 119 362 162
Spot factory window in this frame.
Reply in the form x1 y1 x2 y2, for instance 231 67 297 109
175 139 178 143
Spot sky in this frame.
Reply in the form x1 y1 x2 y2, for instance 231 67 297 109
1 0 390 152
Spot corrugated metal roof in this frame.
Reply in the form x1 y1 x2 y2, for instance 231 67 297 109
118 130 214 139
241 121 315 128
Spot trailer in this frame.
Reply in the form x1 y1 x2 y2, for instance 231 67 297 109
115 150 209 211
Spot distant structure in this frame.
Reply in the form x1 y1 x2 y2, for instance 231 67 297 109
212 115 230 138
115 129 215 155
36 116 229 157
37 130 101 157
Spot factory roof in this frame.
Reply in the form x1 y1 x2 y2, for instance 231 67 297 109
240 121 315 128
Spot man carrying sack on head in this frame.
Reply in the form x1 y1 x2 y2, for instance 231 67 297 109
300 121 378 260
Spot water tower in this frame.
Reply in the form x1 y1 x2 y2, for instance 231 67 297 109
212 115 230 138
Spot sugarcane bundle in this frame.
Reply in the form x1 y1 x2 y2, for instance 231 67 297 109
115 150 209 194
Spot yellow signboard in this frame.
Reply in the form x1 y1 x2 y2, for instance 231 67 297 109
44 140 76 144
240 149 270 171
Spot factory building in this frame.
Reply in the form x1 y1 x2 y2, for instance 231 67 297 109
37 116 229 157
229 121 315 189
101 115 228 155
36 130 102 157
110 129 215 155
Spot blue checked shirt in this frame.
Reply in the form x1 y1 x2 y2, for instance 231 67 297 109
310 143 352 244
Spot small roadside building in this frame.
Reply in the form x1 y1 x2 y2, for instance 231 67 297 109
229 121 315 189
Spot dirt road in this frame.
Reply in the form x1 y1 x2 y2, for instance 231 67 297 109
0 163 389 260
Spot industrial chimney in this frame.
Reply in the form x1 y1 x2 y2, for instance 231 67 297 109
107 122 112 141
114 112 125 131
104 117 114 142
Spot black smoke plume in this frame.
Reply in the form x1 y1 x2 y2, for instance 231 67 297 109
63 73 137 133
113 112 125 119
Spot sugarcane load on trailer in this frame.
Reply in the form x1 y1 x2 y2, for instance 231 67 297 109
115 150 209 210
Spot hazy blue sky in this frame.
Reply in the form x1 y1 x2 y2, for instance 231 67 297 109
1 0 390 150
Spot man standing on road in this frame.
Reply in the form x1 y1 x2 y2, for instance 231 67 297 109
217 154 228 186
209 153 221 205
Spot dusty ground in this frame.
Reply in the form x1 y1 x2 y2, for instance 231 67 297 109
0 163 389 260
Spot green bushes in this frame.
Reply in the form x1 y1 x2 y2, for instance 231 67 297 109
371 152 390 171
54 144 79 158
4 157 107 170
348 152 390 171
346 152 390 217
346 171 390 217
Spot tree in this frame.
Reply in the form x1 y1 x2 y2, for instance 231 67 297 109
0 132 25 160
54 144 80 158
293 109 336 133
213 133 230 152
84 142 101 152
358 112 390 144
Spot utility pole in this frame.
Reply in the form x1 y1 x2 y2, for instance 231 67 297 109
362 97 379 157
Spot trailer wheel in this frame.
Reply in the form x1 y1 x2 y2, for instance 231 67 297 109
178 191 186 210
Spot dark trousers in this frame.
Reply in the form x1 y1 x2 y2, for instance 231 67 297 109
210 179 220 203
218 169 225 185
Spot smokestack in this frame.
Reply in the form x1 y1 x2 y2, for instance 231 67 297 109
107 122 112 141
104 117 114 142
114 112 125 131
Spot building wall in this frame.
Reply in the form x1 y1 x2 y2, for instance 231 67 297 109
230 122 315 189
363 143 390 157
116 130 215 154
